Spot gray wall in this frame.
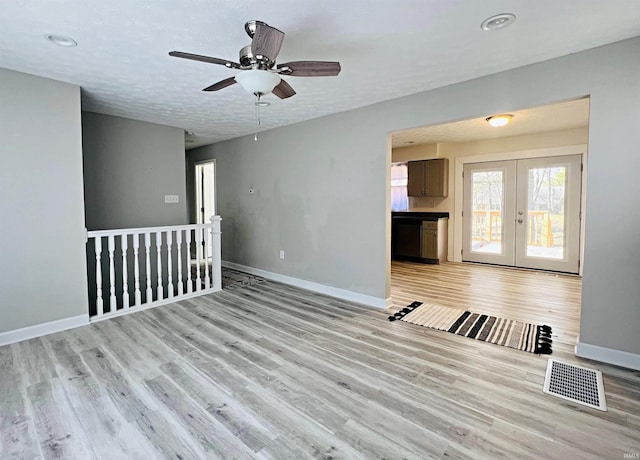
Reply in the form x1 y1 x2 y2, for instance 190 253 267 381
0 68 88 333
188 114 390 299
82 112 187 230
189 36 640 356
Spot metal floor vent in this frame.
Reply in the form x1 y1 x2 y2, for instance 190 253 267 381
543 359 607 411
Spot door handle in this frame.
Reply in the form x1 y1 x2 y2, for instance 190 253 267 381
517 218 523 223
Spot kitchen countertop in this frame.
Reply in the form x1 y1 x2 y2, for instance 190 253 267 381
392 211 449 221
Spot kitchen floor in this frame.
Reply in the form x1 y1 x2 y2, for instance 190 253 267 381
390 260 582 345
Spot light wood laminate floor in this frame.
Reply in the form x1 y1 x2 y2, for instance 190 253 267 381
391 260 583 345
1 279 639 459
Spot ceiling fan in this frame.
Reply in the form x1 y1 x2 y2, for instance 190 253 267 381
169 20 341 100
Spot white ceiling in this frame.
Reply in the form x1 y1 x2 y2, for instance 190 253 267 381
1 1 639 149
392 97 590 147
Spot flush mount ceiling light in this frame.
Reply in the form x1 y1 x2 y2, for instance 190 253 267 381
481 13 516 31
486 114 513 127
46 34 77 47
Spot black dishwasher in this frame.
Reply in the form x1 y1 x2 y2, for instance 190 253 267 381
392 218 422 259
392 212 449 263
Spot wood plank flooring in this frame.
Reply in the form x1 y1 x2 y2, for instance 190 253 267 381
391 260 583 345
1 277 639 459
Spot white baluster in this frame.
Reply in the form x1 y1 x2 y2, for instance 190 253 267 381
186 232 193 294
210 216 222 291
176 230 184 296
203 225 210 290
195 228 202 292
167 231 174 298
133 233 141 306
108 235 117 312
122 234 130 309
145 232 153 302
94 237 103 317
156 231 163 300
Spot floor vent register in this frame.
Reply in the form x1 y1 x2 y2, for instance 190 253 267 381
543 359 607 411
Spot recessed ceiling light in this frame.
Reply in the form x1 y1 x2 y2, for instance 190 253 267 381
46 34 77 47
486 114 513 127
481 13 516 31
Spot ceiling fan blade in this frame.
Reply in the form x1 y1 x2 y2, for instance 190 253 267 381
272 79 296 99
277 61 341 77
251 23 285 61
169 51 240 69
202 77 237 92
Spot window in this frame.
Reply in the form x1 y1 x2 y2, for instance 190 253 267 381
391 163 409 211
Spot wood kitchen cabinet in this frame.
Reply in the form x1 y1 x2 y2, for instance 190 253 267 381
407 158 448 197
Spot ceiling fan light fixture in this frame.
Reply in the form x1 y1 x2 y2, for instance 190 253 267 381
235 70 281 96
486 114 513 127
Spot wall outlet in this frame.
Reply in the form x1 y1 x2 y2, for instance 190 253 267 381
164 195 179 203
279 250 285 259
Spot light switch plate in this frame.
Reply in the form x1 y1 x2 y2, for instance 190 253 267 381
164 195 179 203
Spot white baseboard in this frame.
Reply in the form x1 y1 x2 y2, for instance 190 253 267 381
223 261 390 309
0 314 89 347
89 287 222 324
575 338 640 371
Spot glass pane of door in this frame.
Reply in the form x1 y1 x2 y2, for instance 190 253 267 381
515 155 582 273
471 170 504 254
462 161 516 266
526 166 566 259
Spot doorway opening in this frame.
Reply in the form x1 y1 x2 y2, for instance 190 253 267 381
388 97 589 343
195 160 216 259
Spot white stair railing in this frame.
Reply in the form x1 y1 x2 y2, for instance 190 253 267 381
86 216 222 322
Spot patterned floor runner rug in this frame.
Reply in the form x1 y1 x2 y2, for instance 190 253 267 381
389 301 552 354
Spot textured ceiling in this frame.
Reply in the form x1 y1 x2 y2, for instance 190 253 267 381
392 97 590 147
1 1 639 150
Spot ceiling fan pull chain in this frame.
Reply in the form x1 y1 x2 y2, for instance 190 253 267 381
254 94 259 141
256 94 262 126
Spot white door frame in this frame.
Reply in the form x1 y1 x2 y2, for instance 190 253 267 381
195 160 216 224
194 160 216 260
452 144 588 274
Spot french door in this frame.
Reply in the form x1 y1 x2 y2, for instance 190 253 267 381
462 155 582 273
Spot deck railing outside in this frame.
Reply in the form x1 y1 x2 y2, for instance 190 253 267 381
472 210 554 247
